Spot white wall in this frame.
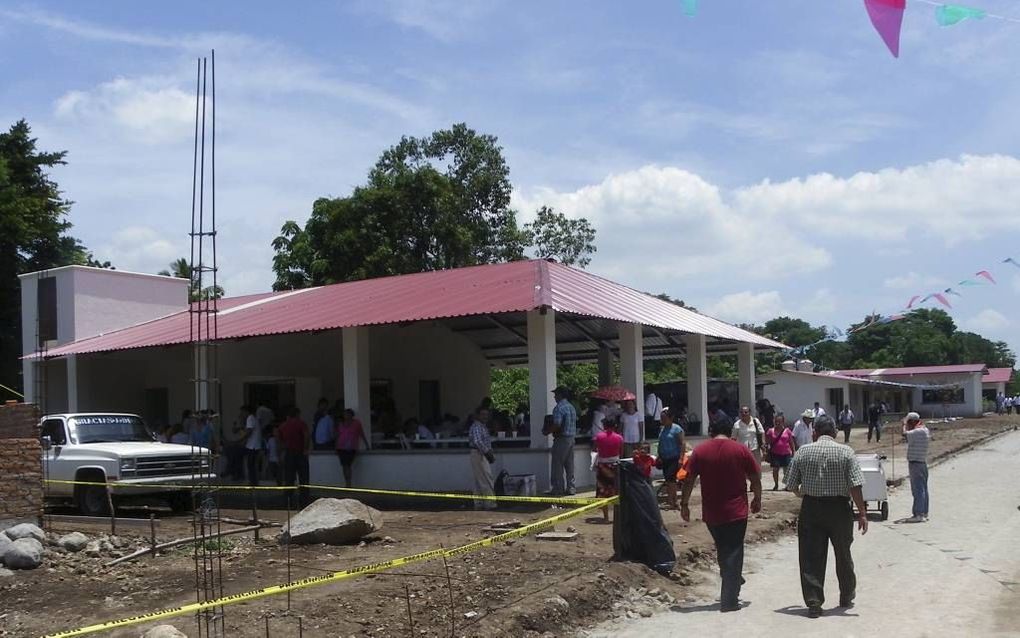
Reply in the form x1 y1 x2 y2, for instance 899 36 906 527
899 372 983 418
761 371 850 419
308 445 594 492
70 267 188 341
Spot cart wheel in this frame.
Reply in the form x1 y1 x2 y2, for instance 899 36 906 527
880 501 889 521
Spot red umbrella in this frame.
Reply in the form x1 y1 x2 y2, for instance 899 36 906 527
590 385 636 402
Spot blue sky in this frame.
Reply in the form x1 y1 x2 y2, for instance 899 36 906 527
3 1 1020 357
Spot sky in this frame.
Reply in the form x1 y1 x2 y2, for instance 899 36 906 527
3 0 1020 359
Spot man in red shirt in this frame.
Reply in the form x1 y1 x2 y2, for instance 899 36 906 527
680 417 762 612
278 407 310 507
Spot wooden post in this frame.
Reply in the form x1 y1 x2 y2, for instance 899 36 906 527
105 480 116 536
149 514 157 558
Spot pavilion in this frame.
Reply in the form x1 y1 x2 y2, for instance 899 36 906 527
20 259 784 491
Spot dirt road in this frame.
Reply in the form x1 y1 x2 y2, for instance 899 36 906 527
590 430 1020 637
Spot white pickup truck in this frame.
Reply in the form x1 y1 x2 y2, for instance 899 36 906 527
40 413 214 516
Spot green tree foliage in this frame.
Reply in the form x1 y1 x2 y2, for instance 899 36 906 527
157 257 224 302
522 206 596 267
0 120 102 394
271 123 528 290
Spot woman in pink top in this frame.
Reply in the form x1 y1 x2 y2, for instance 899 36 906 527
335 409 370 487
764 413 796 490
593 417 624 522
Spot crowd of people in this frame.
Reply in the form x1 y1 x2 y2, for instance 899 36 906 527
994 392 1020 415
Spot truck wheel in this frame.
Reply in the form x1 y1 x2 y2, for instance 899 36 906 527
167 492 193 514
880 501 889 521
75 484 110 517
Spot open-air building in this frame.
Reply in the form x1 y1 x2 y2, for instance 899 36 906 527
20 260 784 491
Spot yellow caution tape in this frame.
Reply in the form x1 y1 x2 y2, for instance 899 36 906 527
41 497 616 637
43 479 599 505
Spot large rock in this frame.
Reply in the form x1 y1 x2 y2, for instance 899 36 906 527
3 537 44 569
4 523 46 543
0 533 11 559
58 532 90 553
140 625 188 638
279 498 383 545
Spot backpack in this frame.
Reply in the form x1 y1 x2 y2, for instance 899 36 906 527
493 469 510 495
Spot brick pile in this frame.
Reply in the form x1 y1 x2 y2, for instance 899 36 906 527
0 402 42 523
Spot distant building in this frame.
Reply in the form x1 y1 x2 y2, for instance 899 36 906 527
981 367 1013 400
762 362 989 420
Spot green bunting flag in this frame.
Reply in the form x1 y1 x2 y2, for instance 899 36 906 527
935 4 986 27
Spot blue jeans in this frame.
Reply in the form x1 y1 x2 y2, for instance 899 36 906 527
909 461 929 517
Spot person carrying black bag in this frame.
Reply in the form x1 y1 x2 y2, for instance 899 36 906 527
468 408 497 511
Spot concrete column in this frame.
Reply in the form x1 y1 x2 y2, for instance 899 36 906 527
342 326 372 439
22 359 35 404
597 344 613 386
684 334 708 435
66 355 78 413
527 309 556 449
618 323 643 401
737 342 755 411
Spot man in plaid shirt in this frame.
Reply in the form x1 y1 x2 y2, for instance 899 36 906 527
785 415 868 618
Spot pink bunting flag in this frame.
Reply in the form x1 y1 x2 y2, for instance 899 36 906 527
976 270 996 284
863 0 906 58
932 293 952 309
906 294 920 309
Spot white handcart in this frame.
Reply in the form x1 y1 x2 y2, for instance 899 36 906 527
855 453 889 521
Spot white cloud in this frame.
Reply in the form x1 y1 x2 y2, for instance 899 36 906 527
882 272 942 290
355 0 501 42
734 155 1020 244
55 78 193 144
99 226 181 274
516 165 832 287
962 309 1010 335
703 291 787 325
802 288 836 316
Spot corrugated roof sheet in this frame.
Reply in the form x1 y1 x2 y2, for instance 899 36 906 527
38 259 786 358
983 367 1014 384
834 364 988 377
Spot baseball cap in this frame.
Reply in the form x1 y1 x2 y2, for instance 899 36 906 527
551 386 569 394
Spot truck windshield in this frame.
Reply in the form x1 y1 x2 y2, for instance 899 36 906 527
70 415 153 443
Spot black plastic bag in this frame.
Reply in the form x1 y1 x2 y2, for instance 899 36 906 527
613 461 676 575
493 470 509 495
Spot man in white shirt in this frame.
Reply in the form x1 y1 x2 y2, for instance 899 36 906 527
903 412 931 523
731 406 766 467
243 405 262 486
792 410 815 448
312 399 335 451
645 390 663 436
812 402 827 418
838 404 855 443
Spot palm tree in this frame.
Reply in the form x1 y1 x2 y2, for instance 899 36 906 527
158 258 224 302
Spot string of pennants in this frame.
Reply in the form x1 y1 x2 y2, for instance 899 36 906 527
679 0 1020 57
784 257 1020 358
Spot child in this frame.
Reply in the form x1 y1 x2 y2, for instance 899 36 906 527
265 424 281 486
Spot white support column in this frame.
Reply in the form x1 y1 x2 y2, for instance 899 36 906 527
684 334 708 435
618 323 644 401
66 354 78 413
343 326 372 439
527 309 556 449
737 342 755 411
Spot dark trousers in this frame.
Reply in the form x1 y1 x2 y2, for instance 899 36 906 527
798 496 856 609
282 450 310 507
867 421 881 442
245 449 260 486
224 443 245 480
707 518 748 608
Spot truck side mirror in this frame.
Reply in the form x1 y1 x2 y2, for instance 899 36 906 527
41 435 52 451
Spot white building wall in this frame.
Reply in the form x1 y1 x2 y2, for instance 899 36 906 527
70 267 188 342
887 372 983 418
761 371 850 419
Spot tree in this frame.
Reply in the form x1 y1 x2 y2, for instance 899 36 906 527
271 123 527 289
0 120 103 394
522 206 596 267
158 257 224 302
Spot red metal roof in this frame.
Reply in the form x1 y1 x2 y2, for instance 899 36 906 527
38 259 786 358
835 364 988 377
983 367 1014 384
